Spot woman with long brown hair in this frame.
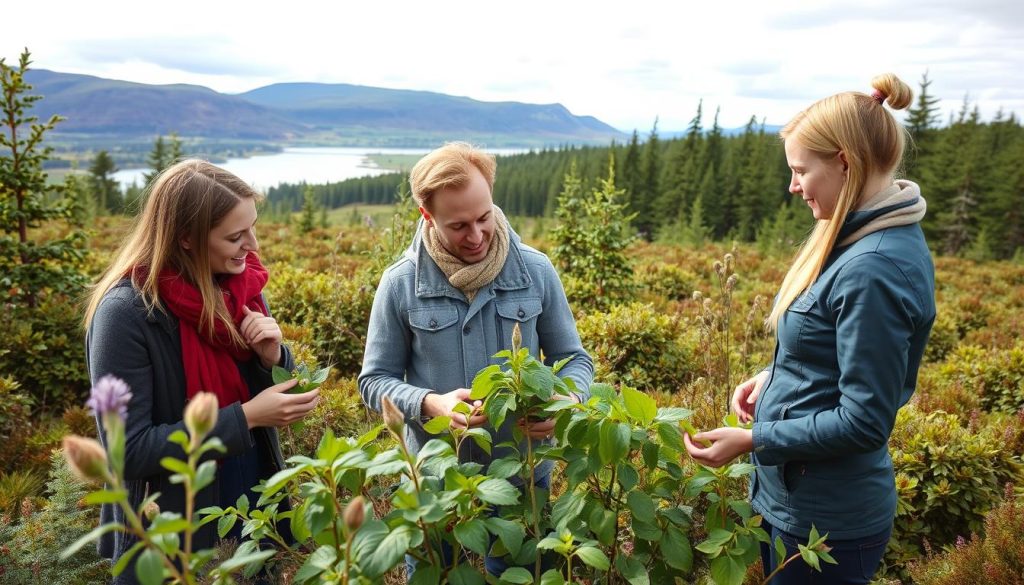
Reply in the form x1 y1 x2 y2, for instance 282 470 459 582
84 159 319 583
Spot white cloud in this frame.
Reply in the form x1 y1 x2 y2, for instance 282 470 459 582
3 0 1021 132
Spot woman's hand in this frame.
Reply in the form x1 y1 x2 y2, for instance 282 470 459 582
683 427 753 468
240 305 282 368
731 370 769 423
241 378 320 429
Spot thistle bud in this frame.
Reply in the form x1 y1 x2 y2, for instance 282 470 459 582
511 322 522 352
63 435 110 484
726 274 739 290
381 397 405 437
692 291 703 301
143 500 161 522
184 392 219 440
713 261 723 276
724 253 734 271
343 496 366 532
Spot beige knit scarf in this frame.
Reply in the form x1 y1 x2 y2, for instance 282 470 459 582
423 205 510 302
838 180 927 247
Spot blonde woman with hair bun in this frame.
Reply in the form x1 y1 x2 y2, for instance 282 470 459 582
684 75 936 583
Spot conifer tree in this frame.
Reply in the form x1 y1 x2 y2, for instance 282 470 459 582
299 184 317 233
635 119 661 239
89 149 119 213
0 49 86 307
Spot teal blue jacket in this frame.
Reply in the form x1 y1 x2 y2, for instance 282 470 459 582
751 204 935 540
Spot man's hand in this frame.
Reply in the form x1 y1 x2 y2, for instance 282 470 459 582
683 427 753 468
518 393 578 439
241 306 283 368
422 388 488 429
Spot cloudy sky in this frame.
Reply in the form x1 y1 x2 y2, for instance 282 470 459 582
5 0 1022 132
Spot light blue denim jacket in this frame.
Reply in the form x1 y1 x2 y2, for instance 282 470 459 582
751 196 936 540
358 218 594 481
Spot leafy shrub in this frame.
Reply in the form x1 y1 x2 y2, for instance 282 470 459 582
0 469 44 522
884 405 1024 578
936 343 1024 414
266 264 376 377
278 375 371 458
0 294 90 412
635 261 698 302
923 312 961 363
908 486 1024 585
0 450 108 584
576 302 696 393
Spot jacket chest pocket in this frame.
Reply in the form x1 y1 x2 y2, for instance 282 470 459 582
780 291 817 357
408 306 460 356
495 298 542 353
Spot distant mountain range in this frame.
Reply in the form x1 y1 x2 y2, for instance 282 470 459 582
24 70 626 147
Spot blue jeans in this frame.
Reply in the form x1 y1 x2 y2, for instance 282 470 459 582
759 522 891 584
406 474 551 579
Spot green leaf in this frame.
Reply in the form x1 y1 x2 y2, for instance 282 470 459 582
551 491 587 530
363 524 414 577
292 545 335 583
621 386 657 426
416 438 453 464
135 548 165 585
464 427 493 455
217 548 275 572
799 544 822 572
470 364 504 399
641 440 659 470
615 554 650 585
487 457 522 479
408 564 442 585
599 420 631 464
500 567 534 584
626 490 656 523
477 478 520 506
195 460 217 492
160 457 190 475
617 462 639 491
422 416 452 434
260 466 304 501
218 514 238 538
84 488 127 505
592 506 619 547
710 554 747 585
774 535 787 566
539 568 565 585
657 422 686 453
662 525 693 572
110 542 145 576
655 407 694 422
727 462 756 478
632 519 663 541
448 565 486 585
272 365 291 384
455 519 490 556
485 517 525 558
575 546 610 571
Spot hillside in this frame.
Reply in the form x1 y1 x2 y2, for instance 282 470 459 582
24 70 625 147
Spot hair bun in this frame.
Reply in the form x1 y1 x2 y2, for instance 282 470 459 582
870 73 913 110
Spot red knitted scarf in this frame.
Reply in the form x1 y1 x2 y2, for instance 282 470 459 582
153 252 269 407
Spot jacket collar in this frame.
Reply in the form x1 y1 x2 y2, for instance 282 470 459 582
407 214 533 300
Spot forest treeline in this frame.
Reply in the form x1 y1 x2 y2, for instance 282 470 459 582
266 75 1024 260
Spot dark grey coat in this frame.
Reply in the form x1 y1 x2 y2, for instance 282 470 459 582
86 280 293 584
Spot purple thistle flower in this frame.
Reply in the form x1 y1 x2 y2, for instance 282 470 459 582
86 375 133 421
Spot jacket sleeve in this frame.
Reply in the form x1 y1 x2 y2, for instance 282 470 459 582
88 293 254 480
357 271 434 423
752 254 922 466
536 256 595 402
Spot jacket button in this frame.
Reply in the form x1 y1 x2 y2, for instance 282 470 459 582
517 309 526 318
429 319 437 328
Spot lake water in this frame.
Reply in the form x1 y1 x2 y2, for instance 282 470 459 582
112 146 526 191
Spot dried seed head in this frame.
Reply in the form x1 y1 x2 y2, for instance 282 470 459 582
511 322 522 352
381 397 405 436
692 291 703 301
726 274 739 290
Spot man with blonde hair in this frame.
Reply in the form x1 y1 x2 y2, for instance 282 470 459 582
359 142 593 575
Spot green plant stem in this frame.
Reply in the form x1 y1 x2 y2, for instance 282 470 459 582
325 471 347 565
396 437 440 569
525 432 542 581
760 552 805 584
112 481 188 583
342 532 354 584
